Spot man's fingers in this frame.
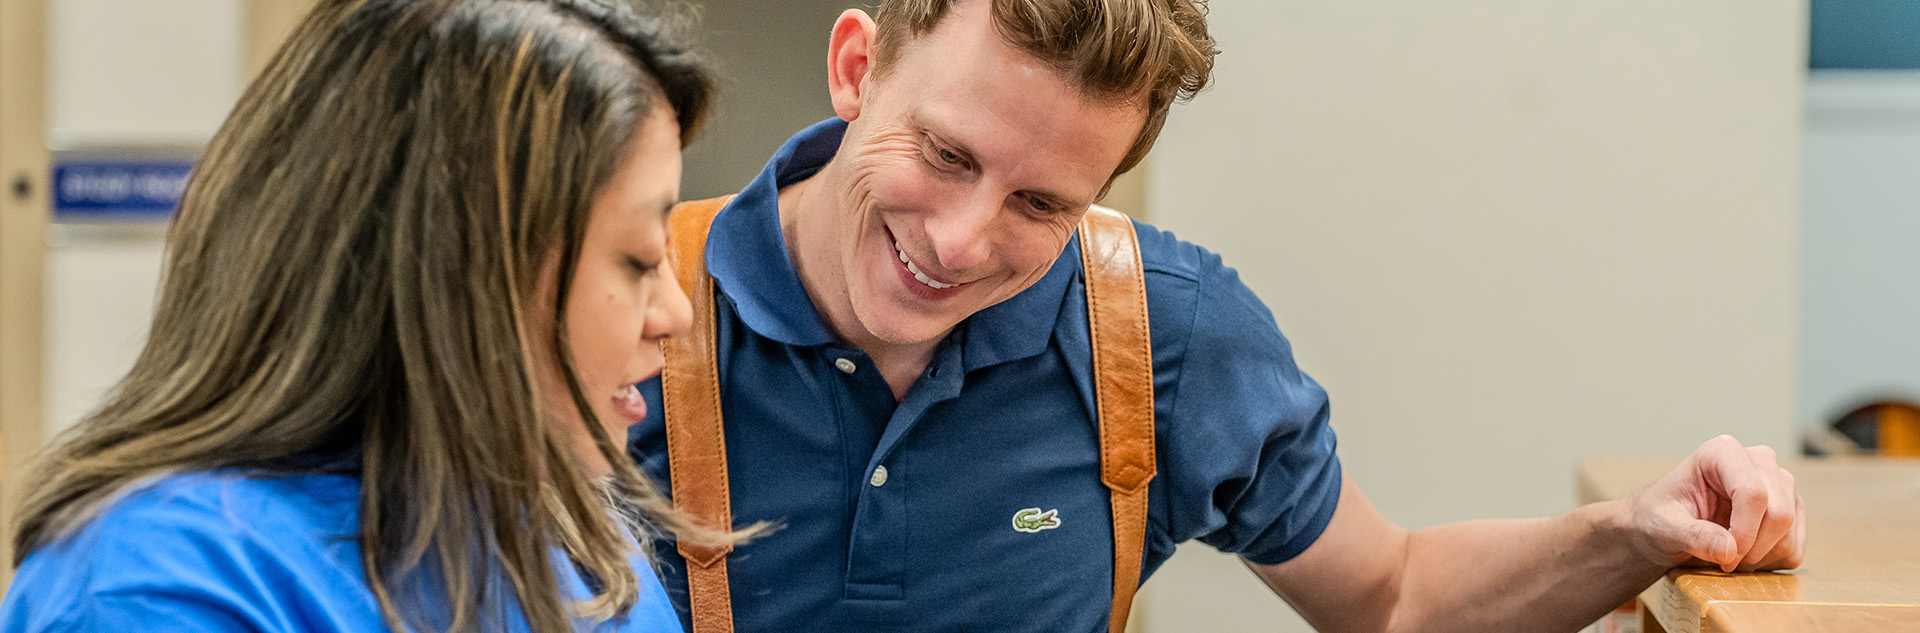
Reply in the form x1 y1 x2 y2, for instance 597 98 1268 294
1739 448 1794 569
1706 438 1772 570
1682 520 1738 568
1741 515 1792 570
1758 494 1808 571
1789 494 1807 568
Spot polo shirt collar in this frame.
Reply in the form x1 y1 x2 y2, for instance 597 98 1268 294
705 119 843 347
962 235 1077 372
706 117 1077 368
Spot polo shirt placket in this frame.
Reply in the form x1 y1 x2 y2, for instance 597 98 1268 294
836 337 965 603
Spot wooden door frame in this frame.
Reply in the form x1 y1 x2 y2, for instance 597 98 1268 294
0 0 49 588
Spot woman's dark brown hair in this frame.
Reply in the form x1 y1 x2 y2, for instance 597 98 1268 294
11 1 718 630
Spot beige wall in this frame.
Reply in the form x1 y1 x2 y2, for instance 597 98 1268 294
1139 1 1806 631
48 0 241 149
680 0 842 200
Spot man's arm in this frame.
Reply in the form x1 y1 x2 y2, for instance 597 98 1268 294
1247 435 1804 633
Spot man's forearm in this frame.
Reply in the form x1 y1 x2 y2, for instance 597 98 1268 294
1384 498 1666 633
1260 441 1802 632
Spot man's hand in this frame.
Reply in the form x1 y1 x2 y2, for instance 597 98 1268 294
1626 435 1806 572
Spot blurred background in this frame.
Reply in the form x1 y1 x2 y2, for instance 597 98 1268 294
0 0 1915 631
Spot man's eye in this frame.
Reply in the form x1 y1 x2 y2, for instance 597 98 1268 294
937 148 963 165
1028 195 1052 212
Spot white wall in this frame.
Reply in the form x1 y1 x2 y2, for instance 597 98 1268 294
1799 70 1920 430
44 0 241 435
48 0 241 149
1140 1 1806 631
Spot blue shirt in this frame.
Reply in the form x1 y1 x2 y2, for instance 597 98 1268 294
627 118 1342 632
1 471 681 633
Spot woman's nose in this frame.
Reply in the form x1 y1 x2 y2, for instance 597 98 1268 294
644 260 693 341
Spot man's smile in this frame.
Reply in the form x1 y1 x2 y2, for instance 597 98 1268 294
887 228 970 296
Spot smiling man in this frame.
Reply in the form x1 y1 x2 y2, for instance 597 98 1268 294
627 1 1805 632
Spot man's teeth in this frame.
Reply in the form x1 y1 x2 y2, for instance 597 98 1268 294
895 242 959 289
614 384 637 400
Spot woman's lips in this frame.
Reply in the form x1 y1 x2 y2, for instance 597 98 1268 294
611 383 647 423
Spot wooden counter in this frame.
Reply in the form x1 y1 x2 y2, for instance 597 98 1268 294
1577 457 1920 633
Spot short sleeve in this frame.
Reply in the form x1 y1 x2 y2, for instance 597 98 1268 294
1150 237 1343 566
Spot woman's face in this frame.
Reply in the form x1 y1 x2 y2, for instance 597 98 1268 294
538 109 691 477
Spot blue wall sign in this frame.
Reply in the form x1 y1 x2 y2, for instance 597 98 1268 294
52 158 196 219
1811 0 1920 69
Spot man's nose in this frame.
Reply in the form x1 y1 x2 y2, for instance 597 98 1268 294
923 197 998 273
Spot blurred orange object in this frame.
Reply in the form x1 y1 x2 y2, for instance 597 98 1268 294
1830 401 1920 457
1882 403 1920 457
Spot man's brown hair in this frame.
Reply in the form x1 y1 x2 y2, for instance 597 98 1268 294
873 0 1217 179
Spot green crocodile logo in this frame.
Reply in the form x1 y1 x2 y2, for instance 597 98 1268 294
1011 508 1062 533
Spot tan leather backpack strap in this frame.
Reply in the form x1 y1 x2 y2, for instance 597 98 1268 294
1078 205 1158 633
661 195 737 633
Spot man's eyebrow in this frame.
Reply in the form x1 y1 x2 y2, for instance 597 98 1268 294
1030 187 1086 209
911 112 982 163
923 128 980 164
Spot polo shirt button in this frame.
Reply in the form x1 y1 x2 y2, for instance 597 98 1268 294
834 358 857 374
869 465 889 487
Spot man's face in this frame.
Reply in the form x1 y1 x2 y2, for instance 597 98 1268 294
817 2 1146 348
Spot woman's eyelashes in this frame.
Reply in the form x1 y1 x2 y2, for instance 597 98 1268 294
624 254 659 277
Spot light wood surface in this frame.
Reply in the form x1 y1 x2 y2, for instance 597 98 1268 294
0 0 49 590
1579 456 1920 633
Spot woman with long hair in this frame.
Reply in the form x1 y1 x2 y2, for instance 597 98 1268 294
2 1 724 630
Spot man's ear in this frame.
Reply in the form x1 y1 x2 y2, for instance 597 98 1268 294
827 9 878 122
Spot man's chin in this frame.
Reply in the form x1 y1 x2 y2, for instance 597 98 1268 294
844 281 973 347
865 321 958 347
853 307 963 348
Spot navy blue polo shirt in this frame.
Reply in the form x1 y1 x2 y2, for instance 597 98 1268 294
628 118 1342 633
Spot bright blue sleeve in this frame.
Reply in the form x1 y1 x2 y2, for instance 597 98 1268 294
51 591 267 632
0 474 361 633
2 472 680 633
